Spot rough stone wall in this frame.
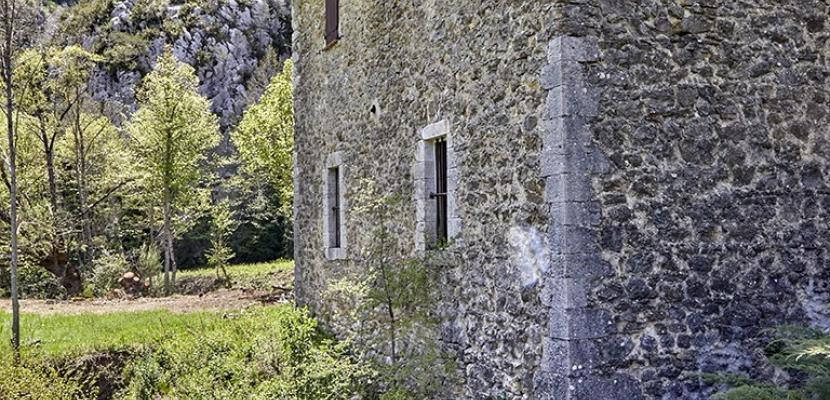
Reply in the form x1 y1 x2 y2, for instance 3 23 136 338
293 1 560 398
294 0 830 399
565 1 830 399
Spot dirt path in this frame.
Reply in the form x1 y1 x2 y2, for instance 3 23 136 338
0 289 290 315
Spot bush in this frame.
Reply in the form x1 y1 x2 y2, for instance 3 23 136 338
711 325 830 400
0 362 90 399
120 306 375 399
91 252 130 294
135 243 162 284
0 264 65 299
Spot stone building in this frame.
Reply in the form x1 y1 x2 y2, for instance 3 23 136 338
292 1 830 399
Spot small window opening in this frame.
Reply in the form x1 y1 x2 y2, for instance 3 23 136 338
328 166 341 248
325 0 340 47
431 138 448 244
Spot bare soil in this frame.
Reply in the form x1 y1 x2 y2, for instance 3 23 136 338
0 288 292 315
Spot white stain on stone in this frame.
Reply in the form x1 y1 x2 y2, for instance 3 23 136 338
507 226 550 287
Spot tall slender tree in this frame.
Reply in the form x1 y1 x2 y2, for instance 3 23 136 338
232 60 294 216
15 46 104 293
0 0 23 359
129 49 219 294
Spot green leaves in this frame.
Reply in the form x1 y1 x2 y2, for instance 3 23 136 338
120 306 374 400
128 48 220 226
712 324 830 400
232 60 293 216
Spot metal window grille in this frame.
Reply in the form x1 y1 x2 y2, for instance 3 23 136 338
330 167 341 248
432 138 448 243
325 0 339 46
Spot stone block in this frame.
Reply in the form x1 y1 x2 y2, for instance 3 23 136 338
419 119 450 140
542 277 589 309
549 201 602 228
541 117 592 155
549 252 613 279
549 308 615 340
545 84 600 120
544 172 593 202
541 60 583 90
548 36 600 64
571 374 644 400
549 224 597 255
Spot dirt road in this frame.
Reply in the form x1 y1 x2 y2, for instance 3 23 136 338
0 288 290 315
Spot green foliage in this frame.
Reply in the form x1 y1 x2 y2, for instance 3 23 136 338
135 243 162 282
129 48 220 210
129 48 220 290
712 325 830 400
225 168 293 263
1 309 224 357
206 200 236 281
101 31 152 71
0 362 90 399
232 60 294 216
324 179 456 398
176 259 292 279
119 307 373 399
57 0 115 42
91 252 130 294
5 45 134 296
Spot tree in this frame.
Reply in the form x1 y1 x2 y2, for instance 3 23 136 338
0 0 32 360
205 200 235 284
129 49 220 294
232 59 293 215
323 179 456 398
14 46 110 294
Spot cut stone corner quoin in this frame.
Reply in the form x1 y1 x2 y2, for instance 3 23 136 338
535 35 644 400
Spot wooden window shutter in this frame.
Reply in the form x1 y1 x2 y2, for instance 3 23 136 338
325 0 339 46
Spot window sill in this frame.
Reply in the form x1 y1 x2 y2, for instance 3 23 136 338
326 247 347 261
323 37 340 51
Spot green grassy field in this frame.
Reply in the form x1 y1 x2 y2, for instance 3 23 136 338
0 304 373 399
0 309 230 358
175 259 294 279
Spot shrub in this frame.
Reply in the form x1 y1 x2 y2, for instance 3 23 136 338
120 306 375 399
91 252 130 294
0 264 65 299
206 201 236 282
711 325 830 400
135 243 162 284
0 362 90 400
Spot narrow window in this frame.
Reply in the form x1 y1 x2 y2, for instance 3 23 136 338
432 138 448 244
325 0 340 47
328 166 341 248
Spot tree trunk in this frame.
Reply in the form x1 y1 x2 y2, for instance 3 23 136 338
162 198 172 294
3 0 21 359
73 94 93 273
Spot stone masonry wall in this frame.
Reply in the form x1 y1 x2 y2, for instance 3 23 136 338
293 1 562 398
295 0 830 399
556 1 830 399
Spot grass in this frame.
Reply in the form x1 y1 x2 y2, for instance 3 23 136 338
0 308 231 358
0 305 375 399
176 259 293 279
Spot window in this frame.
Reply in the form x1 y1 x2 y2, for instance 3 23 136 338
432 138 448 243
325 0 340 47
414 120 459 251
323 152 347 259
328 166 341 248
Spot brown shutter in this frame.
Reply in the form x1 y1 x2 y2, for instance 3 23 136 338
325 0 339 46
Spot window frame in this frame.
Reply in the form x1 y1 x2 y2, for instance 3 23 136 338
414 120 459 252
324 0 340 48
323 152 347 260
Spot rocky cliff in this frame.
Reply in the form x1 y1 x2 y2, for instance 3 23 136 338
51 0 291 130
